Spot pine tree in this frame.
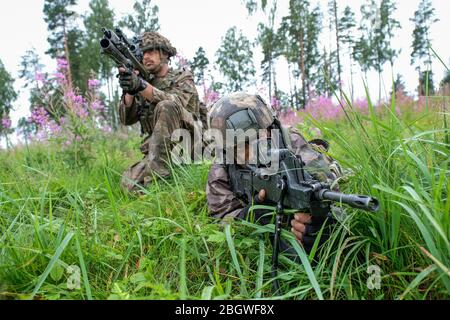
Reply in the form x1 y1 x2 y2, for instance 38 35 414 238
81 0 118 128
316 47 336 98
411 0 438 95
371 0 401 101
121 0 160 34
0 59 17 143
67 29 85 91
241 1 279 101
252 1 278 101
18 49 45 90
241 0 262 15
380 0 401 69
276 18 298 107
190 47 209 85
18 50 51 112
353 0 378 83
304 5 322 97
328 0 342 96
43 0 78 87
439 69 450 95
82 0 115 81
277 1 323 108
339 6 356 101
215 27 255 92
359 0 390 100
392 73 407 96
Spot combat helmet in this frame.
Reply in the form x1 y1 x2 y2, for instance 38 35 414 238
208 92 276 139
139 31 177 58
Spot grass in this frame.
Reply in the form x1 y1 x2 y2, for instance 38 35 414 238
0 92 448 300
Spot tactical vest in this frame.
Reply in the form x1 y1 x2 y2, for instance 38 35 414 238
136 68 200 135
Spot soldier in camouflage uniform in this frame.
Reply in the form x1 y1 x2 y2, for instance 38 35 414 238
118 32 200 193
206 92 342 253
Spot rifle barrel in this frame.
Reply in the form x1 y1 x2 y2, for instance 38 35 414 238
316 190 379 212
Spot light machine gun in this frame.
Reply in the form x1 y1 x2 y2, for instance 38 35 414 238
228 133 380 291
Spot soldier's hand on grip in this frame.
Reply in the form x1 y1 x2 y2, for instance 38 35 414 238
118 68 147 95
296 213 336 253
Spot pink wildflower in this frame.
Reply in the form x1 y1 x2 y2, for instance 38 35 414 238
34 71 46 83
48 120 62 135
57 58 69 71
54 72 67 84
1 117 12 129
271 97 281 110
203 86 220 104
91 100 104 112
88 79 101 90
175 53 189 68
29 107 50 128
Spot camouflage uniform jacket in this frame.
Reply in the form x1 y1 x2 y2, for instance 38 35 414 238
119 67 200 134
206 128 343 219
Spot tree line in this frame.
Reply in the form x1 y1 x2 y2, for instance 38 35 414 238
0 0 449 140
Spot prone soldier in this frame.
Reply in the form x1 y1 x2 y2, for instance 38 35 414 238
206 92 343 254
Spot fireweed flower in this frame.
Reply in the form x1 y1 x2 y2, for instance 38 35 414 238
203 86 220 105
175 54 189 68
73 105 89 119
36 130 48 141
1 117 12 129
88 79 101 90
271 97 281 110
54 72 67 85
279 109 302 127
48 120 62 135
304 96 341 120
29 107 50 127
353 98 369 114
91 100 104 112
66 91 84 105
57 58 68 71
34 71 46 84
66 91 89 119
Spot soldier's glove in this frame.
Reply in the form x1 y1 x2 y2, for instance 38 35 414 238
119 70 148 95
301 213 336 254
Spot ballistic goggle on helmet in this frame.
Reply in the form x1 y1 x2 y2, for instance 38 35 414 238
208 92 276 139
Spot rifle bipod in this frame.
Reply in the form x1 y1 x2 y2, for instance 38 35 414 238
271 178 287 293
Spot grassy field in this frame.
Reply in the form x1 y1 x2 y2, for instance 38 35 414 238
0 95 449 300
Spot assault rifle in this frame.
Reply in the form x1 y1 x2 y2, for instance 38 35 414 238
100 27 152 82
228 140 379 291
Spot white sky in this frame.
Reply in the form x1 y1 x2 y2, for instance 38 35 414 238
0 0 449 142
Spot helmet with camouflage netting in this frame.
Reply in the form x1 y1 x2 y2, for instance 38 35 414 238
140 31 177 58
208 92 276 140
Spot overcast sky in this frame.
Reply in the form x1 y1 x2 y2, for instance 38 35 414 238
0 0 449 136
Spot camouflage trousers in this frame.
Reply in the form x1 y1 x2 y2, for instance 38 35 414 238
120 100 182 193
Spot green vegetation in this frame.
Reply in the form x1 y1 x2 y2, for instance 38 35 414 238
1 93 448 300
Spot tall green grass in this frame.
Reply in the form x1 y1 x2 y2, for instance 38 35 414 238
0 91 448 300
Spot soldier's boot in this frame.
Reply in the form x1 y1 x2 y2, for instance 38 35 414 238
145 100 183 183
120 160 148 193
